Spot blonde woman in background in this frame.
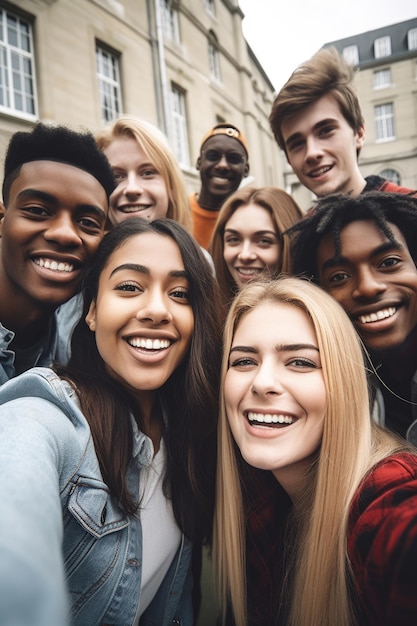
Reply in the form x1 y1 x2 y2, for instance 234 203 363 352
96 114 191 230
214 277 417 626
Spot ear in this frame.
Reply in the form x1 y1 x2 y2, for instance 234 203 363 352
85 300 97 332
0 202 5 237
243 161 250 177
355 125 365 151
196 156 202 171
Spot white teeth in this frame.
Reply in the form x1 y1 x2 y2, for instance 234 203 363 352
238 268 261 275
311 166 331 177
358 307 396 324
128 337 170 350
35 258 74 273
247 412 294 425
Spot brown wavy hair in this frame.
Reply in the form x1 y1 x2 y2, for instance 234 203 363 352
209 186 303 308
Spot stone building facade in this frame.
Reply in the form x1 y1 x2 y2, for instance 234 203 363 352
0 0 282 194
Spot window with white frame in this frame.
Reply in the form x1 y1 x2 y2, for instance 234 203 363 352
375 103 395 141
0 7 37 118
342 45 359 66
374 36 391 59
170 84 189 167
96 43 122 122
379 168 401 185
408 28 417 50
204 0 215 16
373 68 391 89
208 33 221 81
160 0 180 43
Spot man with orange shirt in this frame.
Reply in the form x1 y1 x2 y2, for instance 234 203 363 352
190 123 249 249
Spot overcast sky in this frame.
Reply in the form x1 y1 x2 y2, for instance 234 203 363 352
239 0 417 91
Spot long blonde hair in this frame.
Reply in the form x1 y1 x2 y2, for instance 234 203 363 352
96 114 191 230
214 277 406 626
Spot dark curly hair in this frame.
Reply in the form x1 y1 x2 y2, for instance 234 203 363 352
288 191 417 282
2 123 115 204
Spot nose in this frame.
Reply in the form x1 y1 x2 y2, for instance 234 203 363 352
250 360 284 397
123 171 143 196
304 136 323 163
136 288 173 325
352 268 387 300
216 154 230 168
44 213 82 247
238 240 256 262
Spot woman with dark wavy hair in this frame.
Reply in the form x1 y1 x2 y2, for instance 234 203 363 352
0 218 222 626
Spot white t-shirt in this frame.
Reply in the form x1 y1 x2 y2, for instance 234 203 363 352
134 439 182 621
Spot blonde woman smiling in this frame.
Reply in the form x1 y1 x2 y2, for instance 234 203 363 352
214 277 417 626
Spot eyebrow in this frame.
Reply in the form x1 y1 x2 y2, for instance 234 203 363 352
230 343 319 354
109 263 188 279
17 188 107 219
224 228 278 237
112 161 157 171
285 118 338 148
320 240 402 272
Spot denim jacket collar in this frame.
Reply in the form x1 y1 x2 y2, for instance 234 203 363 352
0 316 58 386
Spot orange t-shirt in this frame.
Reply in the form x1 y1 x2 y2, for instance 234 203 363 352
189 193 220 249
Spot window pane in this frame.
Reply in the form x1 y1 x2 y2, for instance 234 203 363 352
170 84 189 166
205 0 215 15
208 34 221 81
160 0 180 42
7 14 18 47
0 9 37 117
408 28 417 50
342 45 359 65
373 68 391 89
96 44 122 122
375 102 395 140
374 36 391 59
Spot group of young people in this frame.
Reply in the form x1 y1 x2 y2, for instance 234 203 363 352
0 45 417 626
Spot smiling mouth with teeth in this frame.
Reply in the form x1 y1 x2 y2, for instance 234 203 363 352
34 258 74 273
237 268 263 275
128 337 171 350
247 411 295 427
357 307 396 324
119 205 152 213
310 165 332 178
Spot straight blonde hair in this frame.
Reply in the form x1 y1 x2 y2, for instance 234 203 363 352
96 114 191 230
214 277 406 626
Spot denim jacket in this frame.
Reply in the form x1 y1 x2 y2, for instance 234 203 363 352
0 318 58 385
0 367 193 626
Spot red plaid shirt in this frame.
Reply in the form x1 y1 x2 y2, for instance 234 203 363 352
244 453 417 625
348 453 417 625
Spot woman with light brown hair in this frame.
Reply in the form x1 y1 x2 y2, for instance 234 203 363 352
208 186 302 308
